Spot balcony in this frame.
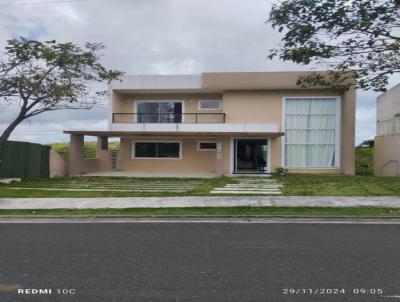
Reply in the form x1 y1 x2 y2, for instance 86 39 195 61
112 113 226 124
109 112 281 135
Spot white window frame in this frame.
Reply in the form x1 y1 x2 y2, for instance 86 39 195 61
281 96 341 169
197 141 217 151
198 100 222 110
131 140 183 160
133 100 185 123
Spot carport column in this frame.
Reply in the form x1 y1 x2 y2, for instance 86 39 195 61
215 141 224 176
68 134 84 175
96 136 112 171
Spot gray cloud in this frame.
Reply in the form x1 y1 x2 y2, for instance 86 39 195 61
0 0 397 144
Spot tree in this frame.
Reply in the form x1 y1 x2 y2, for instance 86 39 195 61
357 139 375 148
268 0 400 91
0 38 123 148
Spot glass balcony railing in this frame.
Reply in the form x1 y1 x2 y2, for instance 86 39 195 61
112 113 226 124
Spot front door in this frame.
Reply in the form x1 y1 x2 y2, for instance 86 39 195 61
234 138 268 174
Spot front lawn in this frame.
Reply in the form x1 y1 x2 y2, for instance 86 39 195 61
0 176 234 197
278 174 400 196
1 174 400 197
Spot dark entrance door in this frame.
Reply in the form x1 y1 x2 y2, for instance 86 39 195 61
234 139 268 174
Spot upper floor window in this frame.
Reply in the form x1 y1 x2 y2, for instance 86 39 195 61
199 100 221 110
378 115 400 135
284 97 339 168
197 141 217 151
135 101 182 123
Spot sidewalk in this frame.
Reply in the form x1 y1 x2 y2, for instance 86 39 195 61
1 196 400 209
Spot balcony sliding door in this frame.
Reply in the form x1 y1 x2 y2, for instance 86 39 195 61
136 101 182 123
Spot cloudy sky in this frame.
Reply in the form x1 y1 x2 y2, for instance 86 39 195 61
0 0 399 144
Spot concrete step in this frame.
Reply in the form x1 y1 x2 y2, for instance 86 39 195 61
1 187 188 192
236 181 277 183
76 184 204 186
237 178 275 181
209 178 283 195
214 188 280 192
212 190 282 194
235 183 279 185
223 184 282 187
44 183 201 186
217 184 279 186
210 190 282 195
38 185 196 189
212 188 281 190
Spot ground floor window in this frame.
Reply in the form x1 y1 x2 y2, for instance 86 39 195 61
132 142 181 159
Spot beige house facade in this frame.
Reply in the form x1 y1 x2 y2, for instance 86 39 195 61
65 72 356 176
374 84 400 176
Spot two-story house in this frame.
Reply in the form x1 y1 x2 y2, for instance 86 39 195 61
64 71 356 176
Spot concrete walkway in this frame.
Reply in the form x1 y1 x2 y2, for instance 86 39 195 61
210 178 282 195
81 171 219 178
1 196 400 209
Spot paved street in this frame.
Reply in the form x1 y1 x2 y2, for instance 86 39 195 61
0 221 400 301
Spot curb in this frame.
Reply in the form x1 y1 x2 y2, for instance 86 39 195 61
1 215 400 219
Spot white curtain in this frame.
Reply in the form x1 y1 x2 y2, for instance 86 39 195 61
286 145 307 167
285 98 337 167
286 99 310 114
309 145 335 167
309 115 336 129
310 99 337 114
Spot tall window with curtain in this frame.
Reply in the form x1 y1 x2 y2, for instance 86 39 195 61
284 97 338 168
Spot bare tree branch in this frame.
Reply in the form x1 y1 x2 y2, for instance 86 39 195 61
0 38 124 146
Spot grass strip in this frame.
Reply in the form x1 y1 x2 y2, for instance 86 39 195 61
278 174 400 196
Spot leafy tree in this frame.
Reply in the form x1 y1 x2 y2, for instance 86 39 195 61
357 139 375 148
0 38 123 148
268 0 400 91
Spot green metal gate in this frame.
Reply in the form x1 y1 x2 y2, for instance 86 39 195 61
0 141 50 179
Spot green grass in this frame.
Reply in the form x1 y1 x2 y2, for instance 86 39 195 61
278 174 400 196
1 207 400 217
355 147 374 175
0 143 396 197
2 174 400 197
0 176 235 197
49 141 120 161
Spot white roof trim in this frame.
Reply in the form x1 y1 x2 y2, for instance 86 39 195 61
111 75 202 90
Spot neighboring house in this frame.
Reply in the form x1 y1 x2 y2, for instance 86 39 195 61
64 72 356 176
374 83 400 176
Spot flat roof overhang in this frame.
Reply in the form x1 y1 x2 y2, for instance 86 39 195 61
110 71 352 93
63 130 284 138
